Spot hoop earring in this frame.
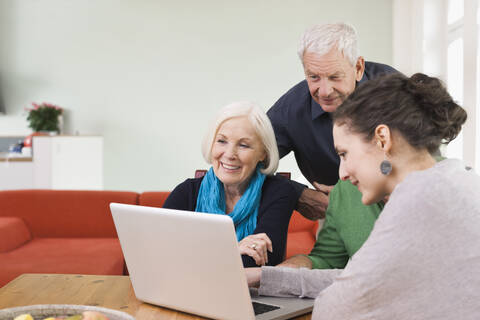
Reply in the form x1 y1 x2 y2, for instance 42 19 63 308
380 155 392 176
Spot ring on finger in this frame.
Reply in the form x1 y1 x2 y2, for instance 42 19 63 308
251 243 257 250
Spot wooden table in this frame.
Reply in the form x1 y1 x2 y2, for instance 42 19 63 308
0 274 311 320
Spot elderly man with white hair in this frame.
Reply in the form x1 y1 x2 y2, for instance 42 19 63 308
267 22 397 220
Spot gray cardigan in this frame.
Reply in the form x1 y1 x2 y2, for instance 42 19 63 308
259 159 480 320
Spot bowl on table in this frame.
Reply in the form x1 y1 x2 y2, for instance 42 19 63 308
0 305 134 320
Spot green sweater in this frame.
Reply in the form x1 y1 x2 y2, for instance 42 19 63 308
308 179 384 269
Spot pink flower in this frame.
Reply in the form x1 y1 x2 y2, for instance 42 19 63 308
30 102 63 112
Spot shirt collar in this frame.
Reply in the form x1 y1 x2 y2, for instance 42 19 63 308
358 71 368 84
311 73 368 120
311 97 326 120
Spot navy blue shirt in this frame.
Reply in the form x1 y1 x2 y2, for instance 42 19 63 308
267 61 397 197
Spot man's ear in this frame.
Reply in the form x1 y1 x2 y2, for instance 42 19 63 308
374 124 392 153
355 56 365 81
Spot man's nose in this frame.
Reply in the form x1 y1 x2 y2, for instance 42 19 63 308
318 79 333 97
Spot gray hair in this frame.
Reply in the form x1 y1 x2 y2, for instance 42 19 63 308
201 101 279 175
297 22 359 66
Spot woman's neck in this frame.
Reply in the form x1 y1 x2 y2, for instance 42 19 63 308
386 149 436 195
224 180 249 214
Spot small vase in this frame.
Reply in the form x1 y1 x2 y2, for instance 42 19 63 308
57 114 64 135
23 132 48 147
38 130 58 136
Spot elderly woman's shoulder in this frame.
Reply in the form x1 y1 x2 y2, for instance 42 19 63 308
163 177 204 210
258 175 298 211
171 177 204 193
263 174 297 194
265 173 292 182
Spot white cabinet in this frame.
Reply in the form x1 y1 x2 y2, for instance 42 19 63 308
33 136 103 190
0 160 34 190
0 136 103 190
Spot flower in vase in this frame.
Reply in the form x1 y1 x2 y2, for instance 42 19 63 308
26 102 63 133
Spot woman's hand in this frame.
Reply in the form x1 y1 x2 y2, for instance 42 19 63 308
245 267 262 288
239 233 273 266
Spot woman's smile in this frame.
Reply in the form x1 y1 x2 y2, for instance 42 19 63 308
221 162 241 171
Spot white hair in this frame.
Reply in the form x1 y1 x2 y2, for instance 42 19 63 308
201 101 279 175
297 22 359 66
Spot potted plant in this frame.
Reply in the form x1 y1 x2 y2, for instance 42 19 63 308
26 102 63 134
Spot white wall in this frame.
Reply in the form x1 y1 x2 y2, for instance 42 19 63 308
0 0 393 191
393 0 479 169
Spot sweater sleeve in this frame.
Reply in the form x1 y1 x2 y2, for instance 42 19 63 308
307 214 349 269
307 183 349 269
258 266 341 298
242 176 297 267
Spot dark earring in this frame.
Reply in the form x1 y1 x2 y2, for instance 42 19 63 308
380 159 392 175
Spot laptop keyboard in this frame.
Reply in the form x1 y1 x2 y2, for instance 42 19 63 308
252 301 280 315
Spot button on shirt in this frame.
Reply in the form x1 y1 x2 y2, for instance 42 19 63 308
267 61 397 197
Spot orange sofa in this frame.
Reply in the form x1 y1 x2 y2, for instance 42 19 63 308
0 189 318 288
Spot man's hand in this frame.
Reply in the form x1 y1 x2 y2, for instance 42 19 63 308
296 182 334 220
313 182 334 195
278 254 313 269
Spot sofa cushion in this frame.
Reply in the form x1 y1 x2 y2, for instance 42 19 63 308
285 211 318 259
288 210 318 233
0 237 124 287
0 190 138 238
0 217 32 253
139 191 170 208
285 231 317 259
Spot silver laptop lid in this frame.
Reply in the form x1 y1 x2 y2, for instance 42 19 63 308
110 203 256 320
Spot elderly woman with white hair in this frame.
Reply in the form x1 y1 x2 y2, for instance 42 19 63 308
163 101 297 267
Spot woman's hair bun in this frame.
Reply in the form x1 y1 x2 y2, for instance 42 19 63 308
332 72 467 154
406 73 467 143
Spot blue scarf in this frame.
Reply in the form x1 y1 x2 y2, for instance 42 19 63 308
195 165 266 241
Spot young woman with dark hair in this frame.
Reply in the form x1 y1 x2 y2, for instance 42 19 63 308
247 73 480 320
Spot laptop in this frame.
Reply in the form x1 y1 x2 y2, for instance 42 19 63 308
110 203 314 320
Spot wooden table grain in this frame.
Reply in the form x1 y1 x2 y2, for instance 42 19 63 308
0 274 311 320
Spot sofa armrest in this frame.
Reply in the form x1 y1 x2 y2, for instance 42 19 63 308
0 217 32 252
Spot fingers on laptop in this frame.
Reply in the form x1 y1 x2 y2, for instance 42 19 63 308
250 247 266 266
239 233 272 266
239 236 265 265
